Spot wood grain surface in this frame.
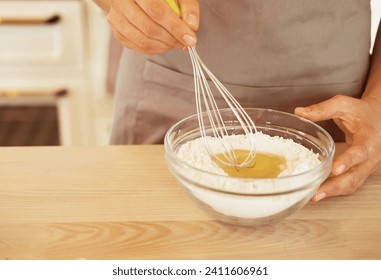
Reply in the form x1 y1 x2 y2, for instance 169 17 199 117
0 145 380 260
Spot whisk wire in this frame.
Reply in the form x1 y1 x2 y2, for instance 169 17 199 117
188 47 257 168
189 48 226 138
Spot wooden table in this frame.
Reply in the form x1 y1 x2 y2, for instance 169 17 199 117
0 145 380 260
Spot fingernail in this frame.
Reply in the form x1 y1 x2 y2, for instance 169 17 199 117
297 107 312 114
183 34 196 46
314 192 327 202
186 14 198 29
335 164 345 175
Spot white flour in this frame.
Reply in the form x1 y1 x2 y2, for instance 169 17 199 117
175 132 323 220
177 132 321 177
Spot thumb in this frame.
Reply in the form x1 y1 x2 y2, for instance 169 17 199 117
294 96 345 122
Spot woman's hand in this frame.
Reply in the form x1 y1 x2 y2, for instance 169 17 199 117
107 0 199 55
295 95 381 202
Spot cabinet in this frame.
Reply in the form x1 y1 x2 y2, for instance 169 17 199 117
0 0 89 146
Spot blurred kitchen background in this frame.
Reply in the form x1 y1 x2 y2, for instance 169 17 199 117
0 0 380 147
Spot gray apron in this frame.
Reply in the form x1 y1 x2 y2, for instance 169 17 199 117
111 0 371 144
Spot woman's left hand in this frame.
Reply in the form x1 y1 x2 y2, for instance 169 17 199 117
295 95 381 202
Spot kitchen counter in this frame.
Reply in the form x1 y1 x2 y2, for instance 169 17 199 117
0 144 380 260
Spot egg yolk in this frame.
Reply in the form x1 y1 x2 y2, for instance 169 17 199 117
212 149 286 178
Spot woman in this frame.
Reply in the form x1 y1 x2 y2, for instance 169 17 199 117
94 0 381 202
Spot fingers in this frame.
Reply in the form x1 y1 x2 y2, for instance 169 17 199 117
108 0 198 55
109 9 175 55
312 137 380 202
294 95 351 122
122 1 183 48
311 159 373 202
295 96 381 202
178 0 200 31
295 95 380 177
331 141 369 176
136 0 197 46
111 26 172 55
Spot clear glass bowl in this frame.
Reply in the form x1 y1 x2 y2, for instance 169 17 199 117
164 108 335 226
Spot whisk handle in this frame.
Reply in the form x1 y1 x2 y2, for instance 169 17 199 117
165 0 181 16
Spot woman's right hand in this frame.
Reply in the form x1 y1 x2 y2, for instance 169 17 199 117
107 0 199 55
